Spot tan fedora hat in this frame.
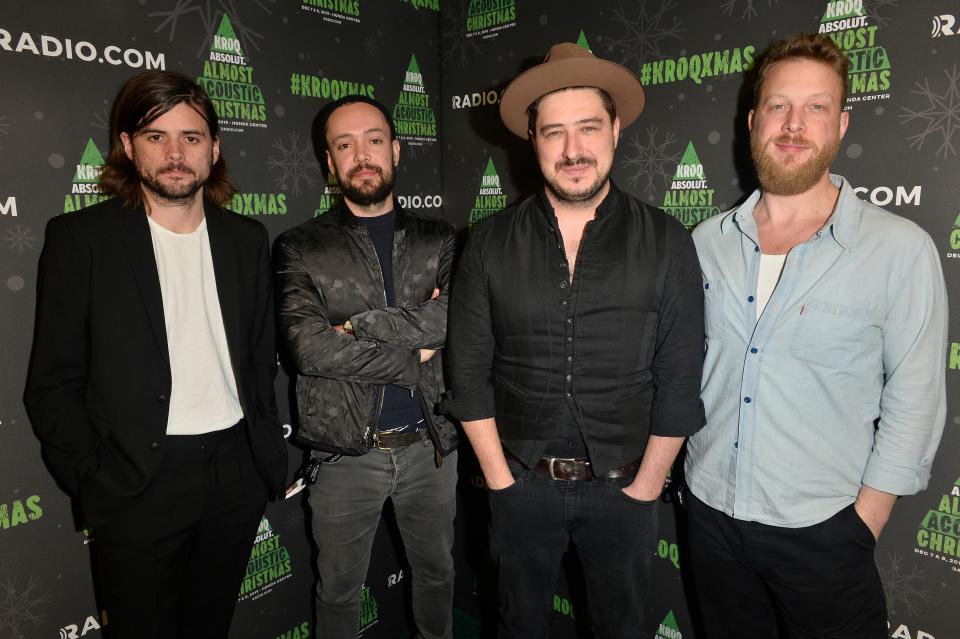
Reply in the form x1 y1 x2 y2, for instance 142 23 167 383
499 42 645 138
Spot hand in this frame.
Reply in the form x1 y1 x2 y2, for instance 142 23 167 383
854 501 885 541
485 471 516 491
854 485 896 542
332 324 346 333
621 480 662 502
419 348 436 363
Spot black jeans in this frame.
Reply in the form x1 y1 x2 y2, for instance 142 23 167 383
488 459 659 639
686 491 887 639
308 440 457 639
93 425 268 639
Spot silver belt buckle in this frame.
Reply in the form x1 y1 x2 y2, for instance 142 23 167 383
547 456 577 480
373 435 392 451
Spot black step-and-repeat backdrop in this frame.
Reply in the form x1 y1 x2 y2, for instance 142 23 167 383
1 2 958 638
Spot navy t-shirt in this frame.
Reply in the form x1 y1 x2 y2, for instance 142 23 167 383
353 210 425 432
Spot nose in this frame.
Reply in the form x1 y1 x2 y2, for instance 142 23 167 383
783 108 805 134
563 130 584 160
165 138 185 160
354 141 371 164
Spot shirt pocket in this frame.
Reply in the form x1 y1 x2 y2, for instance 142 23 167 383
789 298 880 369
703 278 725 339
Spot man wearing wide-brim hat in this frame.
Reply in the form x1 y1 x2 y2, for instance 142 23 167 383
446 43 706 637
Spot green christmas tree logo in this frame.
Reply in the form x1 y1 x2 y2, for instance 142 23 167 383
655 610 682 639
661 141 719 229
196 15 268 127
915 476 960 560
64 138 109 213
817 0 891 100
392 54 437 143
469 157 506 230
576 30 592 52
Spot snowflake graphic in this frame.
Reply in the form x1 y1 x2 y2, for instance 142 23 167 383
898 65 960 158
363 35 379 58
863 0 899 30
90 107 110 131
878 553 934 617
147 0 277 59
602 0 685 75
0 577 53 638
719 0 779 21
267 131 321 196
284 508 305 531
441 0 484 68
0 115 10 150
4 226 36 254
621 125 681 199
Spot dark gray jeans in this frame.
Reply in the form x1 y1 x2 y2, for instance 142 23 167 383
308 440 457 639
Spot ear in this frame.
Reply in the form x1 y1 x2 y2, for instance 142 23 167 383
326 149 335 176
839 109 849 139
612 116 621 149
392 138 400 167
211 136 220 165
121 132 134 161
747 109 755 132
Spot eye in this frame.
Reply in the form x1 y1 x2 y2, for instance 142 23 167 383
146 133 163 142
543 130 561 139
810 103 825 112
582 126 598 133
185 135 200 143
336 143 351 151
370 137 383 145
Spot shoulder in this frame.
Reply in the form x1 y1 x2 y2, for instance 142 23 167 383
276 211 338 249
618 189 693 243
207 203 269 243
45 197 125 240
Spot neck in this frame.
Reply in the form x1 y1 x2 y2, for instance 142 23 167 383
142 187 206 233
544 179 610 218
345 194 393 218
755 172 840 227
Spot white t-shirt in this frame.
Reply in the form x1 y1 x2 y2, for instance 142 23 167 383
147 216 243 435
756 253 787 320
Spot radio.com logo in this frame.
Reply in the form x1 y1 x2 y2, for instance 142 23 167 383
59 611 107 638
451 89 499 110
0 29 165 69
932 15 959 38
397 194 442 209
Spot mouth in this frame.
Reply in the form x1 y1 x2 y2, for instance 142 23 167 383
556 159 596 177
159 165 195 178
772 137 812 154
349 165 382 179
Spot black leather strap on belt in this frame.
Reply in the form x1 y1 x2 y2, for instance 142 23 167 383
530 456 642 481
372 429 426 450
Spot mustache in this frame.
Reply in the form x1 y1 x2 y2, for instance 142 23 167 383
158 163 195 175
348 163 384 179
771 134 813 147
555 157 597 172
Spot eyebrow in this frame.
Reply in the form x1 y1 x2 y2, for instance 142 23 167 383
331 127 388 143
763 92 835 102
539 116 604 132
138 128 207 136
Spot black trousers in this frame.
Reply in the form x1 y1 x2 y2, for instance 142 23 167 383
686 491 887 639
92 425 267 639
488 459 659 639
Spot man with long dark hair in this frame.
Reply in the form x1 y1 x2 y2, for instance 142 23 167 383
25 70 287 638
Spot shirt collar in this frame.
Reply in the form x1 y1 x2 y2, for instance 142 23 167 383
722 174 861 251
536 180 624 225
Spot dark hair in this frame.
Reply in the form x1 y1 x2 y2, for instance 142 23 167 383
525 86 617 138
311 94 396 167
99 70 235 207
754 33 849 108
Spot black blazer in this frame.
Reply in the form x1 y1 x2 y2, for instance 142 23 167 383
25 197 287 528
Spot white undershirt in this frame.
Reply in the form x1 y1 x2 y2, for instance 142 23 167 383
756 253 787 320
147 216 243 435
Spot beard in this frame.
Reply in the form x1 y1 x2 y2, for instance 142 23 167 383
138 161 207 204
336 162 395 207
750 128 840 196
543 156 610 205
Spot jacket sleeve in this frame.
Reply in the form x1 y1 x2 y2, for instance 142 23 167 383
24 215 100 496
349 226 455 349
250 224 288 493
274 231 421 386
445 223 497 421
648 224 706 438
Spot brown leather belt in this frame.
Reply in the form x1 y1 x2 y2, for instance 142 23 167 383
530 456 642 481
373 429 426 450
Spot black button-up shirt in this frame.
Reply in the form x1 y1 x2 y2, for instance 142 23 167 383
446 183 705 474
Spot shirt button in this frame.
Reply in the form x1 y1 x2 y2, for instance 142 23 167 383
750 347 758 354
560 281 568 289
734 442 739 449
567 439 576 446
566 374 572 381
565 392 572 398
567 337 573 343
566 318 573 324
560 300 568 306
156 394 168 403
150 442 161 451
704 283 710 289
754 246 760 253
743 397 752 404
747 296 755 303
567 355 573 362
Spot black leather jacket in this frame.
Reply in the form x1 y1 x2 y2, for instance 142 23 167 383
275 202 458 457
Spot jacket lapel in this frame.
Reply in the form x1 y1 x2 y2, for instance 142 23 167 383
121 204 170 369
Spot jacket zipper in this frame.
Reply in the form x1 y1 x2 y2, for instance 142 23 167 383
360 225 389 447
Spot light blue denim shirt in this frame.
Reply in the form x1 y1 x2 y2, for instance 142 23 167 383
685 175 948 527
